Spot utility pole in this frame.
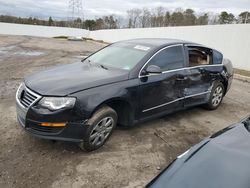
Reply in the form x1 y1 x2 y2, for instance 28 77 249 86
68 0 84 27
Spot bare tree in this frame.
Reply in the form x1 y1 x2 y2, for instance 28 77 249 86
139 8 151 28
207 12 219 25
155 7 165 27
0 8 247 30
127 8 142 28
196 13 208 25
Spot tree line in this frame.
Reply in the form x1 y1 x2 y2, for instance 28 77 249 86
0 8 249 30
126 8 250 28
0 15 119 30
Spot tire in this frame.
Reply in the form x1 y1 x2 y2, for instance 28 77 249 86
78 105 117 151
205 82 225 110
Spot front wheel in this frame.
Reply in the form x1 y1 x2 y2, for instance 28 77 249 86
205 82 225 110
79 105 117 151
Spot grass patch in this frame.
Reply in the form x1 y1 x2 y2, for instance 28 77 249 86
53 36 68 39
234 68 250 77
82 37 93 41
82 37 109 44
54 36 109 44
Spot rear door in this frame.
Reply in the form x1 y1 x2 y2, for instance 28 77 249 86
184 45 216 107
139 44 188 119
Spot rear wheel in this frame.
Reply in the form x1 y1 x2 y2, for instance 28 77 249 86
205 82 224 110
79 105 117 151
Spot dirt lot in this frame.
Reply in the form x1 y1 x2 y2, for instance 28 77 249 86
0 35 250 188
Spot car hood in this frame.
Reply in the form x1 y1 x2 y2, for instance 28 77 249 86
148 121 250 188
25 62 129 96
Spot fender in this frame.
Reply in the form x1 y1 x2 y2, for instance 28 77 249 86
71 79 140 121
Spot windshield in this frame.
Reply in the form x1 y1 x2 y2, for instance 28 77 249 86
87 44 149 70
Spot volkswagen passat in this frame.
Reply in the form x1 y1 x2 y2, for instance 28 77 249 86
16 39 233 151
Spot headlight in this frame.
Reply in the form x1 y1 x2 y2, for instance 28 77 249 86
39 97 76 111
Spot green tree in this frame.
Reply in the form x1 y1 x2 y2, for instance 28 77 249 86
84 20 96 30
164 11 171 26
238 11 250 23
183 9 196 25
48 16 53 26
73 17 82 28
219 11 235 24
95 18 104 29
170 11 184 26
27 17 33 24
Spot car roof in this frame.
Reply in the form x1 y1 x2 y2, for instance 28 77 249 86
147 119 250 188
117 38 198 48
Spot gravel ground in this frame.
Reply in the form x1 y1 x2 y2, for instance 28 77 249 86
0 35 250 188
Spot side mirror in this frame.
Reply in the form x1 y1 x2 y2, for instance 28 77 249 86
145 65 162 75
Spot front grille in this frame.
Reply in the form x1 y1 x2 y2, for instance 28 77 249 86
20 89 37 108
17 83 41 109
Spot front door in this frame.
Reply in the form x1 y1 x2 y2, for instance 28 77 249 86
139 45 188 119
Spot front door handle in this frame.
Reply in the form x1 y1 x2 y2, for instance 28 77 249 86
176 76 188 81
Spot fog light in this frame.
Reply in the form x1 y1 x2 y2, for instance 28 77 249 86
41 123 66 127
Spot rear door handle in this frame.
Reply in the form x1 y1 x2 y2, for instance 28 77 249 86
199 67 206 74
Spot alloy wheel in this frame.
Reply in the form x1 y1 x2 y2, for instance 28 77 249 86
212 86 223 107
89 117 114 146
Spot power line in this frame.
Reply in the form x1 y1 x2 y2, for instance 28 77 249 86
68 0 83 21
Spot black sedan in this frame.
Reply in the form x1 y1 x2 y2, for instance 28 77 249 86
146 116 250 188
16 38 233 151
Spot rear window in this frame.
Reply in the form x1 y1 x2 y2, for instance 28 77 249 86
213 50 223 64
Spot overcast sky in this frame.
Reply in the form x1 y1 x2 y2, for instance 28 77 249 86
0 0 249 19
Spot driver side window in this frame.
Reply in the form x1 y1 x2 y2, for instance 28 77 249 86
147 45 185 72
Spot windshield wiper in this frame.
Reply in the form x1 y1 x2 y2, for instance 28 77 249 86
82 59 108 70
99 64 108 70
83 59 93 66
